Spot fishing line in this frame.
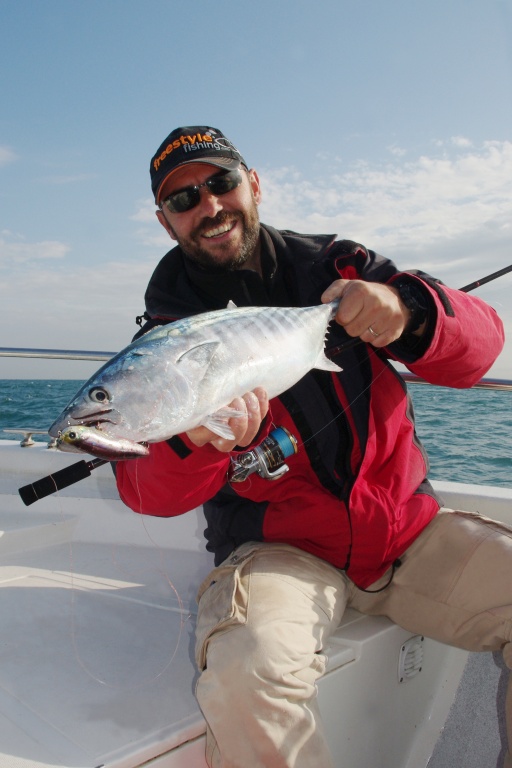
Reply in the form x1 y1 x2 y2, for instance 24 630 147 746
295 345 390 451
226 343 389 487
49 466 188 691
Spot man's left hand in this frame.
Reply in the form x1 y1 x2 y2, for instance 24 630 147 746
321 279 420 347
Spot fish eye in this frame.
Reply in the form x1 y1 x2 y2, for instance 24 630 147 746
89 387 110 404
68 431 77 440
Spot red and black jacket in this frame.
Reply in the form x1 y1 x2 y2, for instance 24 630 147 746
115 225 504 588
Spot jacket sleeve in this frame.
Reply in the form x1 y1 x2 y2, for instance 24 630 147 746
387 272 505 388
115 437 231 517
115 415 274 517
329 243 504 388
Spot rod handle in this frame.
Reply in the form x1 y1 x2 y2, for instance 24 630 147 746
18 459 106 506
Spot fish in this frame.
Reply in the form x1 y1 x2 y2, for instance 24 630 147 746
56 425 150 460
48 302 342 459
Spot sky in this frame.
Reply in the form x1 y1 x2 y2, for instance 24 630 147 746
1 0 511 380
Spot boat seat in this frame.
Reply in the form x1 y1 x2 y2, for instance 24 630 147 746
0 500 77 554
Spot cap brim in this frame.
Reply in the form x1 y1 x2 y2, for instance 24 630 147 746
156 157 242 204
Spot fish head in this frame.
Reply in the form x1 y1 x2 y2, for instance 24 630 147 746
48 341 196 442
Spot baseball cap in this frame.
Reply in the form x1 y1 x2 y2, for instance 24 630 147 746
150 125 248 203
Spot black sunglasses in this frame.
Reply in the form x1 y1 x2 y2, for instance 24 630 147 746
161 168 244 214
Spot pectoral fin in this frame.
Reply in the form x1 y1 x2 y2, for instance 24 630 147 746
176 341 220 376
202 407 245 440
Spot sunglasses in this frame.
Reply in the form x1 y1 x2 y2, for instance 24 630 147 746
161 168 244 214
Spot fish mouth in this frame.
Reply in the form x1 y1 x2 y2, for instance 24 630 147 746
48 408 118 437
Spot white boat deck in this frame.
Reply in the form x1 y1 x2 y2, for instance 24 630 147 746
0 439 510 768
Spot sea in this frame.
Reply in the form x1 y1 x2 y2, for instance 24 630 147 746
0 378 511 489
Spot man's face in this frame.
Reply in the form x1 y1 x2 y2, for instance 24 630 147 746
156 163 262 272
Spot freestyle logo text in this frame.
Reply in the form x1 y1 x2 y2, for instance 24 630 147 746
153 133 214 171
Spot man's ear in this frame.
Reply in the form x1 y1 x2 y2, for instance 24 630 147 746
248 169 262 205
156 209 177 241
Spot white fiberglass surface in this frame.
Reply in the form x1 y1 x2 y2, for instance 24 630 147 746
0 506 210 768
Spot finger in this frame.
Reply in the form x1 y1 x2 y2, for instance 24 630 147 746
213 391 267 451
340 284 407 339
210 396 249 452
233 392 262 448
186 395 248 450
320 279 349 304
359 318 406 347
188 388 269 452
360 325 389 347
334 283 367 329
186 424 218 448
253 386 269 420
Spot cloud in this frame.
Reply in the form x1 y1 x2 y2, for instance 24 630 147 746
4 139 511 378
0 232 71 265
256 139 512 377
133 227 171 249
450 136 473 149
131 199 156 223
0 253 154 353
0 146 16 166
132 139 512 281
131 199 173 249
258 139 512 278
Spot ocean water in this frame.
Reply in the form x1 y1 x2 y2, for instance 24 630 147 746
0 379 510 488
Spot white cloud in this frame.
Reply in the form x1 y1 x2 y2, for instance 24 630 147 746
0 233 71 265
0 146 16 166
3 139 511 379
133 227 171 249
387 145 407 157
257 139 512 377
0 255 154 354
258 139 512 272
131 198 157 223
450 136 473 148
131 199 173 249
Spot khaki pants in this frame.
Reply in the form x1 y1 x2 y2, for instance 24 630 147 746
195 510 512 768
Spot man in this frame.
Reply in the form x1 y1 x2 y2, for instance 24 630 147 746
116 126 510 768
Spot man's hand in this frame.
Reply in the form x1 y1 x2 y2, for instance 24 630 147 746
186 387 269 453
321 279 421 347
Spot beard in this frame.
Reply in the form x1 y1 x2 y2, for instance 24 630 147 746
174 203 261 272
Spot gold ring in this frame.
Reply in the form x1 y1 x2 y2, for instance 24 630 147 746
368 326 380 337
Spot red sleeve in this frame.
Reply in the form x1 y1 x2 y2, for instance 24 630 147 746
115 437 230 516
389 274 505 388
115 416 273 517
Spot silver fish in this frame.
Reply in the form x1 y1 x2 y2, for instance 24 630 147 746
48 302 341 458
56 425 150 460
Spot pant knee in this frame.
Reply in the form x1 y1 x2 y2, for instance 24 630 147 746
201 619 324 700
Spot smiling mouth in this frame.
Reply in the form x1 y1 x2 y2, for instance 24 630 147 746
203 221 236 239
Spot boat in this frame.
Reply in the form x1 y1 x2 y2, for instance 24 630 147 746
0 347 511 768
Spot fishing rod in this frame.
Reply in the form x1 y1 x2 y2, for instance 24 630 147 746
459 263 512 293
18 263 512 506
19 457 107 506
